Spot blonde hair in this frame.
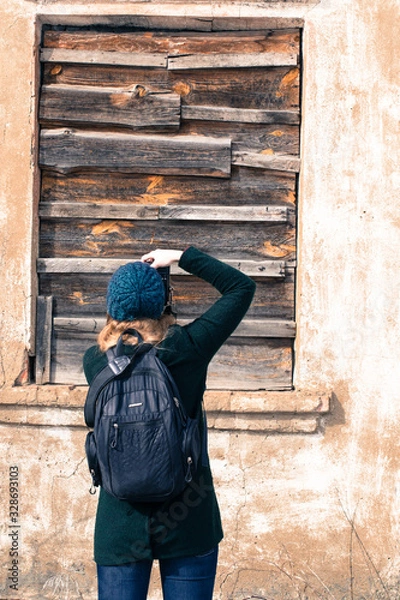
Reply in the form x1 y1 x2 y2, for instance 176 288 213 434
97 313 176 353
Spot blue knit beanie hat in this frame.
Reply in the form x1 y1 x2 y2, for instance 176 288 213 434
106 261 165 321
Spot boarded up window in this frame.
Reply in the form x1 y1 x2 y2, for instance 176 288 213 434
36 23 300 389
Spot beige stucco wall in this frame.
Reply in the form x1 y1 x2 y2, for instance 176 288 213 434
1 0 400 598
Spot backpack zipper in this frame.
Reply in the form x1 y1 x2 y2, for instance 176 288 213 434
185 456 193 483
111 423 119 448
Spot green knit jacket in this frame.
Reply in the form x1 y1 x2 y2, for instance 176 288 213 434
83 246 256 565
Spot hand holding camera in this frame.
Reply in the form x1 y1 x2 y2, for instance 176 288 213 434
141 249 183 269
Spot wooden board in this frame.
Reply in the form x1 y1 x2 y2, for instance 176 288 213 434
42 65 300 111
181 106 300 125
35 296 53 385
37 257 286 278
43 17 214 32
42 48 297 70
39 203 159 220
38 219 296 261
39 129 231 178
207 338 293 390
167 52 298 70
43 30 300 57
40 168 297 207
232 151 300 172
40 84 181 131
41 48 168 68
179 120 299 156
39 202 290 223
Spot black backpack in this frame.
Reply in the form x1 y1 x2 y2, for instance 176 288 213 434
84 331 202 503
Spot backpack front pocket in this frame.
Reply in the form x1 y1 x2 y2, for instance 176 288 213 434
107 418 175 501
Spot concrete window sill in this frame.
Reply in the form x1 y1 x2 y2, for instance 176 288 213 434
0 387 331 433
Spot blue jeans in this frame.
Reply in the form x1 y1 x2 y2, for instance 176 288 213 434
97 546 218 600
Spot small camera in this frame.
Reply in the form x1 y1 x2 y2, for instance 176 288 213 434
157 266 172 309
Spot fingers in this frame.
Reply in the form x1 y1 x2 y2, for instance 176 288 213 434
141 251 157 265
140 249 183 269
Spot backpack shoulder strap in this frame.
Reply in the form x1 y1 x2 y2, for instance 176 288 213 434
84 338 152 428
84 354 125 428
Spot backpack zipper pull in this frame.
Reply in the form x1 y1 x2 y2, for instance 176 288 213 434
111 423 119 448
185 456 193 483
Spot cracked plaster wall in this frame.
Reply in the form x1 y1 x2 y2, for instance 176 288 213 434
1 0 400 598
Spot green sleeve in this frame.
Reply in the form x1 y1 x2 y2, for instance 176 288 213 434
178 247 256 360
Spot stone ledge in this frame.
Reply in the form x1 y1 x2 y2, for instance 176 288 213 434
0 405 84 428
208 413 322 433
0 388 330 433
206 391 330 433
37 4 311 28
0 386 330 411
205 390 330 413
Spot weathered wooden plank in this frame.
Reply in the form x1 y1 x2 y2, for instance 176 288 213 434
50 330 88 384
42 64 300 111
168 52 297 70
175 66 299 112
38 273 110 318
54 317 103 333
40 84 181 130
39 203 159 220
38 220 296 261
42 17 214 34
39 129 231 178
182 105 300 125
206 338 293 390
39 202 288 223
40 168 297 207
40 48 168 68
35 296 53 385
231 318 295 338
249 277 294 320
232 151 301 172
159 205 289 222
180 121 299 156
53 316 295 338
49 329 292 390
37 257 285 278
43 30 300 57
40 17 304 34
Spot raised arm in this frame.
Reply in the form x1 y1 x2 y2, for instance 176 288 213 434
175 247 256 360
